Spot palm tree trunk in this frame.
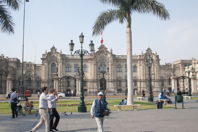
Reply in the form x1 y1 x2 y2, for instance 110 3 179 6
126 15 133 105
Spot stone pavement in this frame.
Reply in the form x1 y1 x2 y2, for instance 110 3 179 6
0 100 198 132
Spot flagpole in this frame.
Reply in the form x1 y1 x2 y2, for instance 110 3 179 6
100 32 104 44
21 0 28 97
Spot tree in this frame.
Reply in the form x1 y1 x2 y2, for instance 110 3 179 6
0 0 20 33
93 0 169 105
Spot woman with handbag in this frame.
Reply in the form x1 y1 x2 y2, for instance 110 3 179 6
90 91 109 132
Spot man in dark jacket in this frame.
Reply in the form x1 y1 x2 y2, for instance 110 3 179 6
90 91 108 132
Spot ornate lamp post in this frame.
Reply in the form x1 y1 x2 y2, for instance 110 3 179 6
187 67 192 96
145 52 153 102
99 67 106 91
69 33 95 112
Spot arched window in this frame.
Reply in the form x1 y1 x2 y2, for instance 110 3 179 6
98 64 106 72
51 63 57 73
66 64 71 72
116 64 122 72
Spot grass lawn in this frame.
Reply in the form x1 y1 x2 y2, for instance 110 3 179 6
0 99 174 115
192 97 198 100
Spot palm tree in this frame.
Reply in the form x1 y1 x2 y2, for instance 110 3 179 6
0 0 20 33
93 0 169 105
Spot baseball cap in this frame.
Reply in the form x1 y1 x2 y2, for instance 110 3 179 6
98 92 104 96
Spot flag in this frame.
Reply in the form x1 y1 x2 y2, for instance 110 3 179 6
100 32 104 44
100 38 104 44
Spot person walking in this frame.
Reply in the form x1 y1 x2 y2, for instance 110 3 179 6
90 91 108 132
48 89 60 132
30 87 57 132
10 88 18 119
142 90 145 98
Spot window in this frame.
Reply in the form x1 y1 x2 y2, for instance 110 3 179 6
116 64 122 72
74 64 79 72
117 89 122 93
66 64 71 72
168 77 171 85
98 64 106 72
117 80 122 87
83 64 87 72
134 80 137 87
125 64 127 72
27 78 32 87
133 65 137 72
51 63 57 73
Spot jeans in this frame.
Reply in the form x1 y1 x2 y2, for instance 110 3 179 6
95 117 104 132
32 109 49 132
49 108 60 130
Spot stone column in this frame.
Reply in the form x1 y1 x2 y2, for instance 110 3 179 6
6 75 12 94
76 78 80 96
171 77 176 93
191 78 196 94
108 61 114 93
53 77 59 91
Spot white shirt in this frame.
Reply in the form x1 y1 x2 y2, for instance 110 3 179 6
10 92 17 103
39 93 56 109
48 94 57 108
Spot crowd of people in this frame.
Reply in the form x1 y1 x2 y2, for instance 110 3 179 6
8 87 60 132
8 87 110 132
8 87 186 132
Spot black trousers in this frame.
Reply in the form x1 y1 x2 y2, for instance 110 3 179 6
11 103 18 118
49 108 60 130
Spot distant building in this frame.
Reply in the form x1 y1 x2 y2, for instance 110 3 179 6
0 44 197 96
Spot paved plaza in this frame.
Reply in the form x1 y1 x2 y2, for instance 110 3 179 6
0 100 198 132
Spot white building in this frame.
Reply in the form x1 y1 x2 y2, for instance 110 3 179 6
0 44 198 96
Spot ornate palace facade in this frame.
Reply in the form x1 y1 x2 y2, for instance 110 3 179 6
0 44 198 95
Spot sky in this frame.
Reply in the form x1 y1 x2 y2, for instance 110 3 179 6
0 0 198 64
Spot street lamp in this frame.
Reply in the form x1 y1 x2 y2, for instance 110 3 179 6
21 0 29 97
69 33 95 112
99 66 106 91
187 67 192 96
145 52 154 102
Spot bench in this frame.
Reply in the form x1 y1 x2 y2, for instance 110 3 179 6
136 97 145 101
114 104 140 111
183 96 192 100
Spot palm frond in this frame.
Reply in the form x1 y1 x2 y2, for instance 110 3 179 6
0 5 14 33
3 0 20 10
132 0 169 20
99 0 123 7
92 9 125 35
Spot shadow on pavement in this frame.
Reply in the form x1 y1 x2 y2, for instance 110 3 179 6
60 127 97 132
